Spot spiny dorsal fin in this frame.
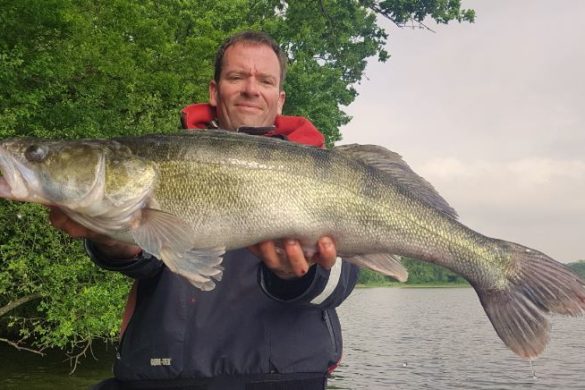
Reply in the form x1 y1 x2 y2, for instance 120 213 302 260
334 144 458 219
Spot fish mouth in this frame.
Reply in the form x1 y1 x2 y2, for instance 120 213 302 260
0 175 10 198
0 145 17 199
0 144 37 202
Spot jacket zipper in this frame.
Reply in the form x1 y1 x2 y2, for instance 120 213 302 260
323 310 337 352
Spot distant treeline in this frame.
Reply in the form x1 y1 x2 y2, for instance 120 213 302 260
358 258 585 286
358 257 467 286
568 261 585 278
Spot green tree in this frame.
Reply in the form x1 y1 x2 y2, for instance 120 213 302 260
0 0 474 359
0 202 129 364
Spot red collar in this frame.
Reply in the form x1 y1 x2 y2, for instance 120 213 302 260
180 103 324 148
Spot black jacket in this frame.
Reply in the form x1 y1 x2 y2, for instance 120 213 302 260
87 242 359 388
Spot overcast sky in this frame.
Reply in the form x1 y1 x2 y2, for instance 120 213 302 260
339 0 585 263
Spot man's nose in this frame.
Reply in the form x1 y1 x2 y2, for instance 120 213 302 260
242 78 260 96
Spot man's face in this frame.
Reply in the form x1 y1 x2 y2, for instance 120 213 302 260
209 42 286 130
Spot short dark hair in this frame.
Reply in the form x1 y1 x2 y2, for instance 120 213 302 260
214 31 287 90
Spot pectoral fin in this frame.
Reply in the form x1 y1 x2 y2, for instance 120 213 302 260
160 246 225 291
131 208 225 291
346 253 408 282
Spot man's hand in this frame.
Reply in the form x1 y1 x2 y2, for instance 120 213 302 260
48 207 142 260
249 236 337 279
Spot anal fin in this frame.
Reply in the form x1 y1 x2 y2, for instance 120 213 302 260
346 253 408 282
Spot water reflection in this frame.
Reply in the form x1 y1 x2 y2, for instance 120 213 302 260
0 341 114 389
329 287 585 389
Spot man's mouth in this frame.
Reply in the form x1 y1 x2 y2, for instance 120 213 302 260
0 160 18 200
235 104 262 111
0 148 34 201
0 147 13 198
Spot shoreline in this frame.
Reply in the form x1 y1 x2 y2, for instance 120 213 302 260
356 283 470 289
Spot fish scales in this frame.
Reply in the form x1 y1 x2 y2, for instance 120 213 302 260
118 133 454 257
116 133 553 288
1 130 584 360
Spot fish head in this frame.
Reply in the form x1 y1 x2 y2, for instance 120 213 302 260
0 138 156 213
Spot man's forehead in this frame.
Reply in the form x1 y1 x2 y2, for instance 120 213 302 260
222 42 280 72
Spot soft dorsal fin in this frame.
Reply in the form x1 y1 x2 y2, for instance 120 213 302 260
334 144 458 219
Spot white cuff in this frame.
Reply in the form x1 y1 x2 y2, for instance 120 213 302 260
310 257 342 305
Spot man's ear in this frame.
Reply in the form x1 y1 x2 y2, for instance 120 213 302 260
277 90 286 114
209 80 218 107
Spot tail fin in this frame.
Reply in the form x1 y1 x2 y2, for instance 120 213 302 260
474 242 585 359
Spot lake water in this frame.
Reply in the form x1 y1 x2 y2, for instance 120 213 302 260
1 288 584 389
329 288 585 389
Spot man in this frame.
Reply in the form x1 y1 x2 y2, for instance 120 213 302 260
50 31 359 390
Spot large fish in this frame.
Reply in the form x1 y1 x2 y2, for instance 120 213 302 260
0 130 584 359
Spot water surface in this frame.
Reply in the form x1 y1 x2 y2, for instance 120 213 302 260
0 341 113 389
329 287 585 389
1 288 583 389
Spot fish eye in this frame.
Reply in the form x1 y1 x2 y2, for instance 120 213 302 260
24 145 48 162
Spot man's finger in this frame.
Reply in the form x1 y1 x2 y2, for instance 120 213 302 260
284 239 309 276
48 207 68 229
48 206 91 239
315 236 337 270
48 207 82 237
257 240 281 269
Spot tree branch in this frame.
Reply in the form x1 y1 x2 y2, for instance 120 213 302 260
0 293 42 318
360 1 436 32
0 337 45 356
67 339 94 374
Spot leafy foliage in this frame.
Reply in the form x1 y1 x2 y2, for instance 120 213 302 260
0 0 473 356
401 257 466 284
0 202 129 352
